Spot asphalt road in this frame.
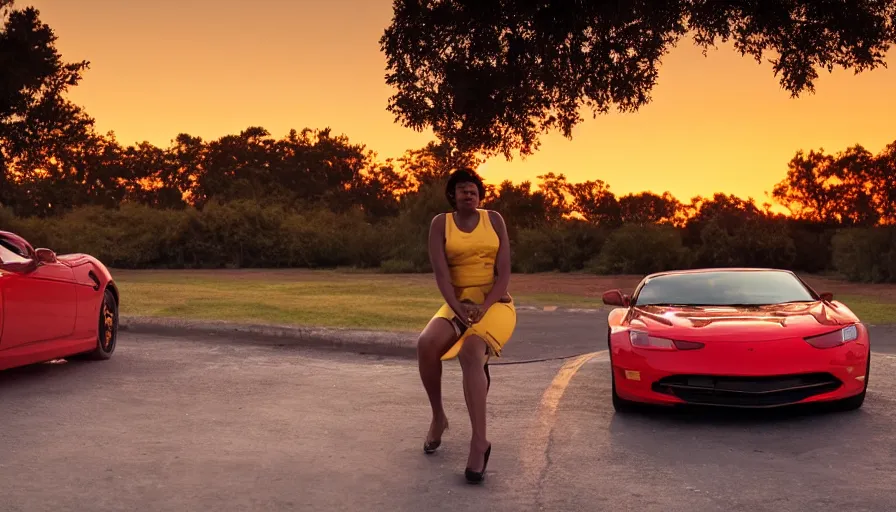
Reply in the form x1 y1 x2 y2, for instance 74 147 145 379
1 323 895 511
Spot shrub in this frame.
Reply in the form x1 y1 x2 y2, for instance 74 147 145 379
379 258 418 273
3 199 890 283
694 216 797 269
831 226 896 282
788 221 835 274
590 224 687 274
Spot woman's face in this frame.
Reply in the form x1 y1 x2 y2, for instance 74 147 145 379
454 181 480 211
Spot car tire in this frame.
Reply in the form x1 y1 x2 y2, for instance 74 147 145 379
85 287 119 361
831 355 870 411
611 370 639 413
608 336 639 413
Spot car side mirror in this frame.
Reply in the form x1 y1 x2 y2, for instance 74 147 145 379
602 289 631 307
35 248 57 264
819 292 833 301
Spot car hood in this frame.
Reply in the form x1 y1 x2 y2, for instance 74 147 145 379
627 301 857 341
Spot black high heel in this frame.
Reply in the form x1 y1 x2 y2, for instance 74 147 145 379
464 443 492 484
423 419 449 454
423 439 440 454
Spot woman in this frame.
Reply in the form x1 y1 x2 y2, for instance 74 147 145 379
416 167 516 484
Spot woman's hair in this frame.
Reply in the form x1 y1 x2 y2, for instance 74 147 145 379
445 167 486 208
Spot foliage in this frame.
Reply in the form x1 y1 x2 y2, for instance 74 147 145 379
380 0 896 157
590 224 687 275
831 226 896 283
2 3 896 282
511 221 607 273
4 190 896 282
773 142 896 225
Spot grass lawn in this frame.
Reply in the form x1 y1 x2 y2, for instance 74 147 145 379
113 269 896 331
115 270 606 331
827 295 895 326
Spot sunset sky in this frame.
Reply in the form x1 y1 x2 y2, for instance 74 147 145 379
23 0 896 210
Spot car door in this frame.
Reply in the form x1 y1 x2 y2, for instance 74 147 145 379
0 254 78 349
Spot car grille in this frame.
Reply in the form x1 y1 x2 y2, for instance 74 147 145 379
652 372 842 408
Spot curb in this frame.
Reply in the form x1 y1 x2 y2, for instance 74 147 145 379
119 316 419 359
118 306 608 359
118 314 896 361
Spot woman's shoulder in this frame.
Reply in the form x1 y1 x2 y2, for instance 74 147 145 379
429 212 449 229
482 209 505 221
482 210 507 231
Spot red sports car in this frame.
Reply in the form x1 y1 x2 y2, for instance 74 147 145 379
0 230 119 371
603 268 870 412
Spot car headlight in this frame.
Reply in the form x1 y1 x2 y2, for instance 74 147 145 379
629 330 704 350
804 324 859 349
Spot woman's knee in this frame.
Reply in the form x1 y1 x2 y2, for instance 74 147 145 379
417 319 457 358
458 335 487 368
417 333 439 358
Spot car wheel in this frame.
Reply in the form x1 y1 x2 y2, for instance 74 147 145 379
831 354 870 412
611 370 639 413
85 287 119 360
608 347 639 413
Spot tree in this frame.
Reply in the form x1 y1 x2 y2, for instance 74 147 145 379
772 142 895 226
1 2 94 213
395 140 481 191
482 179 564 232
618 191 683 226
875 141 896 224
381 0 896 158
565 179 621 227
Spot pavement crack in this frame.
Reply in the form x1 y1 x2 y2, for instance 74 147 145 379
533 423 559 509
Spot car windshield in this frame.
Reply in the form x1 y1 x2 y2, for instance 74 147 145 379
633 270 817 306
0 240 31 265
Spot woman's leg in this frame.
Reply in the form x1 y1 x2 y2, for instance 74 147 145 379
417 317 460 451
457 334 491 472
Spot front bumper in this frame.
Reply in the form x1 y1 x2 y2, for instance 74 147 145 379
610 328 870 408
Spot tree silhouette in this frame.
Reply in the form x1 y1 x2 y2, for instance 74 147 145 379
875 142 896 224
380 0 896 158
1 2 94 214
482 180 564 232
773 142 896 226
618 191 682 226
2 0 895 281
395 140 481 191
565 179 622 227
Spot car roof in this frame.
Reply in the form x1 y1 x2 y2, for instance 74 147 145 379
642 268 795 280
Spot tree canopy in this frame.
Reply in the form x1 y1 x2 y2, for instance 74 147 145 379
1 2 895 281
380 0 896 158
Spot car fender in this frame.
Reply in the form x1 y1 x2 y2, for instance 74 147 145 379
57 254 116 296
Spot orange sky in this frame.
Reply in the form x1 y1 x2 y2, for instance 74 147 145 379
23 0 896 211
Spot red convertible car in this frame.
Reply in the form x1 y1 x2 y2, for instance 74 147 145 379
0 230 119 371
603 268 870 412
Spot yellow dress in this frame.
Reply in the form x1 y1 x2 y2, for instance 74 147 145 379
433 209 517 361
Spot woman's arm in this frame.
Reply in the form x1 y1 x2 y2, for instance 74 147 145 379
428 213 470 323
481 210 511 311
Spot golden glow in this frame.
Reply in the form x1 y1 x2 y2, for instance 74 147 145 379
22 0 896 209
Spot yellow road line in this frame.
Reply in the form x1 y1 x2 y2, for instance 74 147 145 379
539 351 606 413
520 350 608 489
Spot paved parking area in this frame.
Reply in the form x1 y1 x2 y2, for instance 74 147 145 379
1 332 893 512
